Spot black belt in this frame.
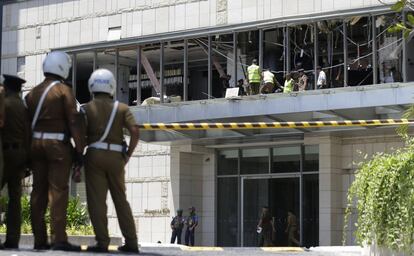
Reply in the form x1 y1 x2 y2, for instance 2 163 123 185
3 143 21 150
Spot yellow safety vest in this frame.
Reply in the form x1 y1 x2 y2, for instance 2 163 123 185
248 64 261 83
283 79 294 93
263 71 275 84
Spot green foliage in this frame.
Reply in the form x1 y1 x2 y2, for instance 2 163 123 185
0 223 94 236
0 195 93 235
391 0 407 12
386 1 414 39
344 138 414 253
0 197 7 212
21 195 31 225
66 196 89 228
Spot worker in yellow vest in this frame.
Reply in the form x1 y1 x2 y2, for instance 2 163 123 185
283 73 294 93
261 69 276 94
247 59 262 95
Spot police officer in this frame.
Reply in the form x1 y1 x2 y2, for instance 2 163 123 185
0 81 5 250
170 209 185 244
25 51 84 251
1 75 30 249
0 84 5 186
185 206 199 246
247 59 262 95
83 69 139 253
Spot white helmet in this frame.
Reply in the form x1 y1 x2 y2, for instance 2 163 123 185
88 69 116 95
43 51 72 79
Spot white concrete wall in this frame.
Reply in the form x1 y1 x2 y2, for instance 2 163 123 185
226 0 396 24
340 135 405 245
169 145 216 246
105 142 215 246
306 134 405 246
107 141 172 244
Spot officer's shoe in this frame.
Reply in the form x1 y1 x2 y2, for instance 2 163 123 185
33 243 51 250
118 244 139 253
51 242 81 252
87 244 108 253
3 241 18 249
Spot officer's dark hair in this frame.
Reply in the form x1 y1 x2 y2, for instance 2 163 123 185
93 92 114 99
44 72 64 81
252 59 258 65
3 83 20 93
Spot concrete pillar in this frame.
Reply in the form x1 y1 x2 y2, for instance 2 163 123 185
169 145 216 246
317 136 344 246
305 135 344 246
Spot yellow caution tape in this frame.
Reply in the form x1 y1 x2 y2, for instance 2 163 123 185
139 119 414 130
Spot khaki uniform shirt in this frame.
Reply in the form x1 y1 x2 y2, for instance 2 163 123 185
25 78 79 133
3 92 31 147
83 94 136 145
0 87 5 128
298 74 308 91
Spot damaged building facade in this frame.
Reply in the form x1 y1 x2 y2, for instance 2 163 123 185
2 0 414 247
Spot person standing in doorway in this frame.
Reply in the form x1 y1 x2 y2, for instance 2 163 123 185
1 75 31 249
83 69 140 253
316 66 327 89
247 59 262 95
257 206 275 247
285 210 300 246
170 209 185 244
297 69 308 91
185 207 199 246
25 51 85 251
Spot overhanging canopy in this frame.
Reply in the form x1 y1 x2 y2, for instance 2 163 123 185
131 83 413 144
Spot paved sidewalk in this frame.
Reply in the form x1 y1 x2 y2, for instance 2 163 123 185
0 246 362 256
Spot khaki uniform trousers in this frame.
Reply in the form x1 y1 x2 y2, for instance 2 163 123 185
85 149 137 248
260 82 275 94
250 82 260 95
2 146 26 245
0 135 3 188
30 139 72 246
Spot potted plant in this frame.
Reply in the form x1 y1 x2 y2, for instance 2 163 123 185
344 138 414 255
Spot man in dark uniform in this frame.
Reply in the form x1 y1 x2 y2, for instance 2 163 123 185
185 206 199 246
170 209 185 244
25 51 84 251
83 69 139 253
0 82 5 250
1 75 30 249
0 84 5 186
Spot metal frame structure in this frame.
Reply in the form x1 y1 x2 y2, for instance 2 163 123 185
372 16 378 85
313 23 318 90
55 6 391 53
57 6 400 105
184 39 189 101
343 21 348 86
160 42 165 103
136 45 142 104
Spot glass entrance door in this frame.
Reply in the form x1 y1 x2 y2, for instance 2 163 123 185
241 176 318 247
242 178 270 246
